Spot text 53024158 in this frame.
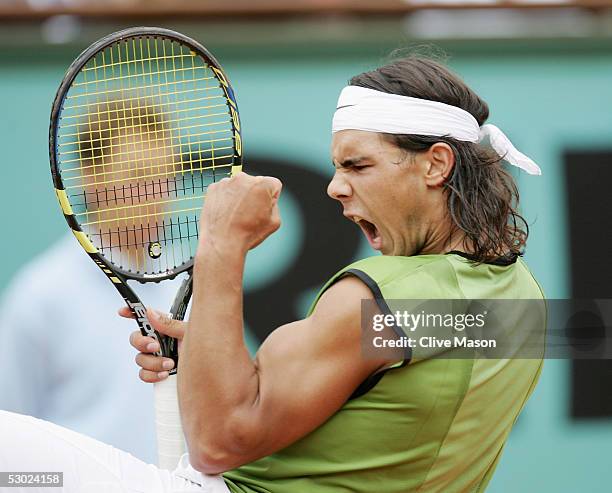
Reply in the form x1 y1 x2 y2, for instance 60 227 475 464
0 472 63 488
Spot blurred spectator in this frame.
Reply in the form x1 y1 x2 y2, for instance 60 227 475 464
0 234 183 463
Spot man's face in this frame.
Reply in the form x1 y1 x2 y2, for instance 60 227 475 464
328 130 433 256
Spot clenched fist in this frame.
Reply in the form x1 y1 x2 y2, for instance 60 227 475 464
199 172 282 253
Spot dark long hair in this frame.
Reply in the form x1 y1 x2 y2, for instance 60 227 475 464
350 55 528 263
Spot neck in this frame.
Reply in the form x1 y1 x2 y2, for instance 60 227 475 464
416 221 470 256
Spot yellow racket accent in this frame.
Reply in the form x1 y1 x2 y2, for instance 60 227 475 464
55 189 74 216
72 230 98 254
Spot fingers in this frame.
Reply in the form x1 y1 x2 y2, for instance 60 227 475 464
121 307 186 339
125 309 184 384
119 304 184 384
212 172 283 198
270 203 282 231
139 369 170 384
129 330 160 353
135 352 175 372
118 306 134 319
148 309 186 339
135 352 172 382
259 176 283 199
130 333 175 383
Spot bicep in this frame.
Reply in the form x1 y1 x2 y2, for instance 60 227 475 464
244 276 390 458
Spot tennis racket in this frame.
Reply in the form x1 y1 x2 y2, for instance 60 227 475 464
48 27 243 470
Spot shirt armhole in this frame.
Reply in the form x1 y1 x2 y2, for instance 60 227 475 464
336 268 412 401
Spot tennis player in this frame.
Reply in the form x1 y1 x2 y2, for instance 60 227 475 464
0 55 544 492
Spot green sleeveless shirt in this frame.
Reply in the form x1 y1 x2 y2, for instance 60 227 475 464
223 253 545 493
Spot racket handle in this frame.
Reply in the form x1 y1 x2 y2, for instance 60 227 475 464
154 374 186 470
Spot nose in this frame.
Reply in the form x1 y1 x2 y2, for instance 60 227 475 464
327 170 352 200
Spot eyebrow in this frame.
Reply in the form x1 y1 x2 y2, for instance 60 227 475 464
333 156 367 169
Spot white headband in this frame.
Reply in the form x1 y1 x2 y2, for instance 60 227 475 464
332 86 541 175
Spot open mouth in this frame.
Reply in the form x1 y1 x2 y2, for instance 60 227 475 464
355 217 382 251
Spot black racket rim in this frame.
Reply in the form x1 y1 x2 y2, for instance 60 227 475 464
49 27 243 282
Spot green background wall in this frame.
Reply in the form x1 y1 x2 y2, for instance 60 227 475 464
1 28 610 491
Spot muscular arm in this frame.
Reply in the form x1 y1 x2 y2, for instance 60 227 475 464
179 243 389 474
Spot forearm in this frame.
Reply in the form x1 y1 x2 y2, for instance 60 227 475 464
178 240 260 469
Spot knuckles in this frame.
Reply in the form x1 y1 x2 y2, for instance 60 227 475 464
207 173 282 203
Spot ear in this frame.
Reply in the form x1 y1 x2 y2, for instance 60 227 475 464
424 142 455 187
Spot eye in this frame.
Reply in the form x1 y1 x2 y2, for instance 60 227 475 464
352 165 368 171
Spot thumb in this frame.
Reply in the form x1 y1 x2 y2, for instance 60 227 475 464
147 308 186 340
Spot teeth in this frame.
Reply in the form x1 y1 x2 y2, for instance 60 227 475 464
353 216 363 223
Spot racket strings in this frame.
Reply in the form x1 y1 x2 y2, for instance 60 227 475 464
58 108 230 136
61 140 233 174
70 174 207 210
93 214 201 268
59 124 231 158
78 51 194 73
66 71 217 93
60 93 226 119
56 35 235 275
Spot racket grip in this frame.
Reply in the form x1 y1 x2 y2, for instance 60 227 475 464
154 374 186 470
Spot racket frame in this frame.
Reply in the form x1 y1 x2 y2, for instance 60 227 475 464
49 26 242 284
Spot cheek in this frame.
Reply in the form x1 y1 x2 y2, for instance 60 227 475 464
387 177 424 220
382 174 410 201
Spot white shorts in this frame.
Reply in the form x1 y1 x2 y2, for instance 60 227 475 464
0 410 230 493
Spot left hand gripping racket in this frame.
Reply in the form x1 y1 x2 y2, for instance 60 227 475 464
48 27 243 470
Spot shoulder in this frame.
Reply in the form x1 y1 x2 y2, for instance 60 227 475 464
515 257 546 299
309 255 459 312
310 275 373 326
342 254 454 287
267 276 374 358
261 274 389 379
